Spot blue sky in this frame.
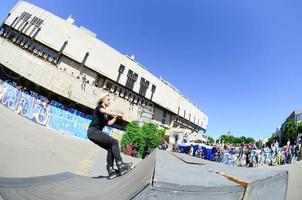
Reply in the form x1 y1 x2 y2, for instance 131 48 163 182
1 0 302 139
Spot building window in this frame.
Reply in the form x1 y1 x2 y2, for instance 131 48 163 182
125 70 138 90
0 26 59 65
137 97 141 105
150 84 156 100
139 77 149 97
132 95 136 104
105 81 112 90
178 106 180 115
30 16 43 28
184 110 186 118
117 64 125 82
20 12 31 20
113 85 118 93
118 64 125 73
162 111 167 124
118 88 123 96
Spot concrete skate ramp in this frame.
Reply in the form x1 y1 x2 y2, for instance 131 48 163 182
170 152 288 200
0 151 155 200
0 150 288 200
136 150 244 200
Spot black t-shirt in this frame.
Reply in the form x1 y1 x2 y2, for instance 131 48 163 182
89 105 109 130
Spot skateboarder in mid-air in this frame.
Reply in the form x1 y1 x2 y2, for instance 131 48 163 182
87 93 134 179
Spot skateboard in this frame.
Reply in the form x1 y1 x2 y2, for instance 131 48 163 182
108 165 135 180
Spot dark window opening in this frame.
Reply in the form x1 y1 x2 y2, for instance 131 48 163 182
118 64 125 73
105 81 112 90
125 70 137 90
139 77 149 97
0 26 59 65
162 111 167 124
113 85 118 93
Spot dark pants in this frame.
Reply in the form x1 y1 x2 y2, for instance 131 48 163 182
87 127 122 167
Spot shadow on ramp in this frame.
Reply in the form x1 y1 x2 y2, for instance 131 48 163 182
0 150 288 200
0 151 155 200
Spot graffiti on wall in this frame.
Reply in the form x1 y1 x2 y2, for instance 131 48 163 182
0 81 125 140
103 126 125 141
46 101 92 139
0 81 49 125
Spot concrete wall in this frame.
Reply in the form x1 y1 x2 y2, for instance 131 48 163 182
0 81 124 140
0 37 145 122
3 1 208 130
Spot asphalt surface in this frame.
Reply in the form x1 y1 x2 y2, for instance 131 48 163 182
260 160 302 200
0 104 301 199
0 104 140 178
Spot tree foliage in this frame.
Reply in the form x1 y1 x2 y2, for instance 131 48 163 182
141 123 160 153
157 128 166 143
266 133 279 147
297 121 302 134
121 122 165 158
219 134 255 145
121 121 143 153
283 119 298 145
207 136 215 144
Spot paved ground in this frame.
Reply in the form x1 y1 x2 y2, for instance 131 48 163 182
0 104 140 178
260 160 302 200
0 104 301 199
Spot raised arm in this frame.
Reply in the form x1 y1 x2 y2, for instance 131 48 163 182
99 107 123 117
99 107 123 126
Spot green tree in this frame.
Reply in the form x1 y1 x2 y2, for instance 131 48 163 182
141 123 160 152
157 128 166 143
297 121 302 134
121 121 143 154
255 140 261 149
266 133 278 147
233 137 243 144
283 119 298 145
218 134 255 145
219 134 235 144
207 136 214 144
239 136 247 144
121 122 163 158
245 137 255 144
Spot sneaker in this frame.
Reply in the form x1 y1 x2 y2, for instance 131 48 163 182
117 162 134 176
107 166 118 179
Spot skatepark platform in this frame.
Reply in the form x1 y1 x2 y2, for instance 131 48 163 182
0 150 288 200
0 104 288 199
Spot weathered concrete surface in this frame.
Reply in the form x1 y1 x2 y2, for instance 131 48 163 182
0 149 288 200
261 160 302 200
0 153 155 200
151 150 244 200
0 104 290 199
171 152 288 200
0 104 139 178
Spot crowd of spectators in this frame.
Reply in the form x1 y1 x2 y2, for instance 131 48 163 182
171 138 302 168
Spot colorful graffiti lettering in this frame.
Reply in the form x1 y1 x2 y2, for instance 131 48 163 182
46 101 92 139
0 81 124 140
103 126 124 141
0 82 49 125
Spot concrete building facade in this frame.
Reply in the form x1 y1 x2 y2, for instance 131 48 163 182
0 1 208 137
